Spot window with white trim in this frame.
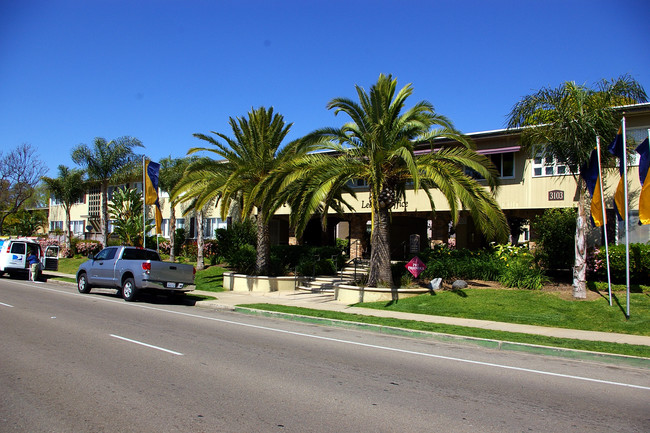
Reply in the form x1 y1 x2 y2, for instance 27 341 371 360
50 221 63 231
204 218 227 238
532 153 568 177
70 220 84 235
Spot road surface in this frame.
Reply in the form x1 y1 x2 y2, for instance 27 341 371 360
1 277 648 432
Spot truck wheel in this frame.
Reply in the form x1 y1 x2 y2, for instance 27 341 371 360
77 273 92 293
122 277 138 302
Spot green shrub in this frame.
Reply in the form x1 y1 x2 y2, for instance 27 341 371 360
229 244 257 274
593 243 650 283
215 220 256 264
531 208 577 270
498 255 548 290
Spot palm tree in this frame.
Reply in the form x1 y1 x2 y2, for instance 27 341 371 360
506 75 647 298
41 165 87 250
159 156 192 262
283 74 508 287
172 107 311 275
71 137 143 247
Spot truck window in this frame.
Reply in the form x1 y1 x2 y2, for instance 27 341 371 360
10 243 26 254
95 247 117 260
122 248 161 261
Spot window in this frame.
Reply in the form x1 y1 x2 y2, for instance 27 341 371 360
50 221 63 231
122 248 160 261
204 218 227 238
10 243 25 254
347 178 368 188
70 220 84 235
466 153 515 179
176 218 185 230
95 247 117 260
491 153 515 178
161 219 169 237
532 153 568 177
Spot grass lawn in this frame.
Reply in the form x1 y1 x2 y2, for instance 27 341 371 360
240 303 650 358
357 287 650 336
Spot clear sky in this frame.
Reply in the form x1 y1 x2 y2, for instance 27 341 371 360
2 0 649 175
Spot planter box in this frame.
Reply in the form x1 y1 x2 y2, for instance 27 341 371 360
223 272 302 292
335 284 430 303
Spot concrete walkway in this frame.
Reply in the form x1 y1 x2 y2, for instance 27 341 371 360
45 271 650 349
193 289 650 347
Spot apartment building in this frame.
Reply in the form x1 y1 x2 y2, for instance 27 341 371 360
48 104 650 258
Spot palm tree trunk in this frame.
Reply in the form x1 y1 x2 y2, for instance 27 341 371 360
196 211 205 271
64 206 71 252
255 209 270 276
100 180 109 247
368 206 393 287
573 187 587 299
169 206 176 262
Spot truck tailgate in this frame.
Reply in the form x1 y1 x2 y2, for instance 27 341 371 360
150 262 195 284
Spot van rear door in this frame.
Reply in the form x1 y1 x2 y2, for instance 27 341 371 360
43 245 59 271
8 242 27 269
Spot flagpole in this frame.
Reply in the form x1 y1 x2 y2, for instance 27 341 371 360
596 136 612 306
143 156 146 249
622 116 630 318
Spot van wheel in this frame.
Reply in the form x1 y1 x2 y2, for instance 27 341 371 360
77 273 92 293
122 278 138 302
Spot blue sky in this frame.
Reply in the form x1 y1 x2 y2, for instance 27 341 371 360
1 0 649 175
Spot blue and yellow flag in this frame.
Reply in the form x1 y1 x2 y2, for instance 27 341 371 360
636 138 650 225
144 160 163 234
581 148 605 227
607 126 626 220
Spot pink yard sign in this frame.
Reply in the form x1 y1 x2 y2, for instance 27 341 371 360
406 256 426 278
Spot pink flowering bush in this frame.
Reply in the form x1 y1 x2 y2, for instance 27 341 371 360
75 241 102 257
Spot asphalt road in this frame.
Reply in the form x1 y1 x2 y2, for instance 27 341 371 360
1 277 649 433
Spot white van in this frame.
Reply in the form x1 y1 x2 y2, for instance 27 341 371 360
0 238 59 279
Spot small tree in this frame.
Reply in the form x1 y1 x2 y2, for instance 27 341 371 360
0 143 47 234
531 208 577 272
108 187 152 246
41 165 86 249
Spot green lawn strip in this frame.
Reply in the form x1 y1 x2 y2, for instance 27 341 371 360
57 257 87 274
240 303 650 358
357 289 650 336
194 265 227 292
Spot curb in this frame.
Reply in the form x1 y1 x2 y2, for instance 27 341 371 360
230 306 650 369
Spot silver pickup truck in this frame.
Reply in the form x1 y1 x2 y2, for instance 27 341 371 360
76 246 195 301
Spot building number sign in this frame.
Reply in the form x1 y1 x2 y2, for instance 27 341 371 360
548 190 564 201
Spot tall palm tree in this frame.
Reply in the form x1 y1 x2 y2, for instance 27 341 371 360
172 107 311 275
506 75 647 298
71 137 143 247
41 165 87 250
282 74 508 287
159 156 192 262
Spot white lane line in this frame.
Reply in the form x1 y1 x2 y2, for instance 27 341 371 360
0 301 14 307
110 334 183 356
25 284 650 391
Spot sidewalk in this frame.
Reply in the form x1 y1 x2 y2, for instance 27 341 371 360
45 271 650 349
193 289 650 348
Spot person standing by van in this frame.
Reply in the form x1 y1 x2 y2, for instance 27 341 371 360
26 249 40 281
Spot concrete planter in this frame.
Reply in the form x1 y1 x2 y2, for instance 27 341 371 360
335 284 431 304
223 272 302 292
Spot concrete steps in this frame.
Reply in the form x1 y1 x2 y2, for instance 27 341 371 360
297 262 370 293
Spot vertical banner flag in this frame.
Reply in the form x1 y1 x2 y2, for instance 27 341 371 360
636 137 650 224
608 126 626 220
581 148 605 226
145 160 163 234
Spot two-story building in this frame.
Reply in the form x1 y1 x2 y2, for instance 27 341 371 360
48 103 650 258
